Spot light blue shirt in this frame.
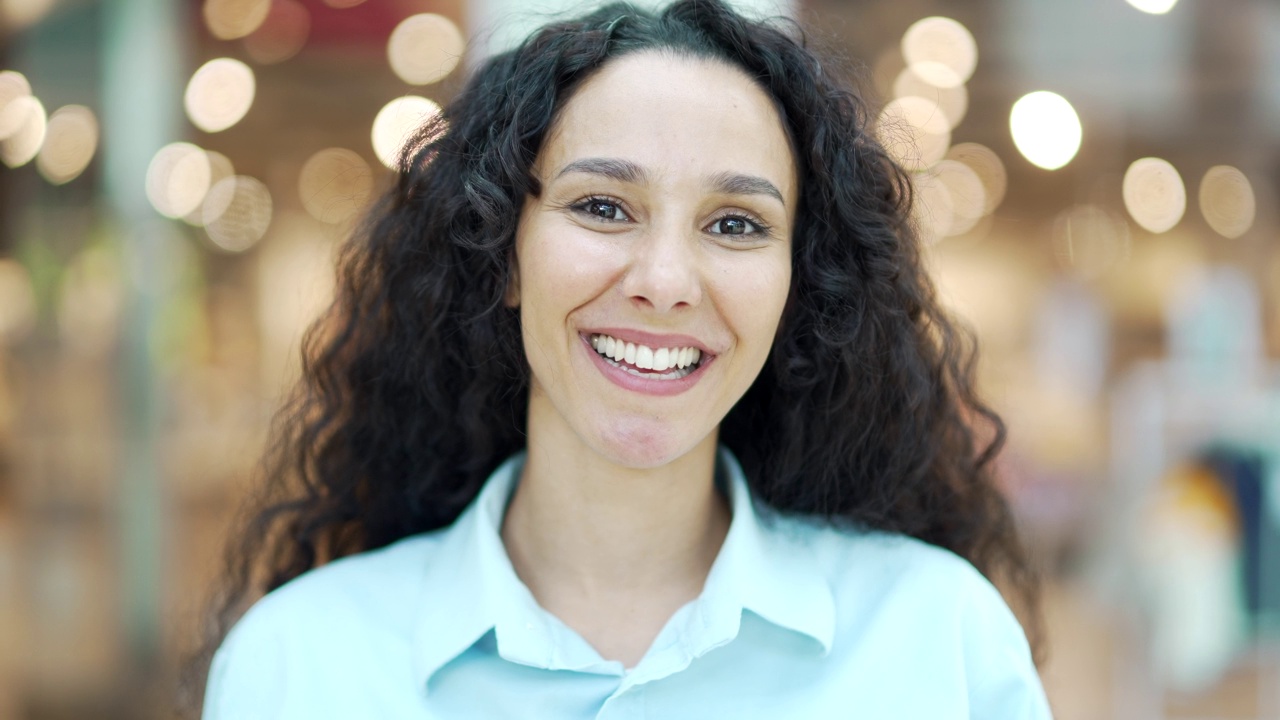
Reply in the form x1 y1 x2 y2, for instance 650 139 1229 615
204 450 1053 719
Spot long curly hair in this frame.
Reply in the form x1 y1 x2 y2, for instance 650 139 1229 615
186 0 1041 709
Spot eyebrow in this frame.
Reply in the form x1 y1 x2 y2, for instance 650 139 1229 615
554 157 787 208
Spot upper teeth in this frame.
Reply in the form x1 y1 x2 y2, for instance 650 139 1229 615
590 334 702 372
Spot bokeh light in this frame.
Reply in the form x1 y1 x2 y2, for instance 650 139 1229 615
36 105 98 185
946 143 1007 215
1009 91 1082 170
1198 165 1255 239
203 0 270 41
0 70 33 139
0 258 37 345
932 159 987 236
299 148 374 224
387 13 466 86
203 175 273 252
901 16 977 88
1123 157 1186 234
912 170 955 244
1052 205 1131 279
893 67 968 130
0 0 56 32
58 245 123 358
877 95 951 171
0 95 46 168
184 58 256 133
146 142 211 219
1125 0 1178 14
371 95 441 170
243 0 311 65
183 150 235 226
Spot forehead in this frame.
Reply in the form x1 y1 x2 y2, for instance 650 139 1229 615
538 51 797 198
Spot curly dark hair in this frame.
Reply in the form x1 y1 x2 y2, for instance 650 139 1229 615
185 0 1041 710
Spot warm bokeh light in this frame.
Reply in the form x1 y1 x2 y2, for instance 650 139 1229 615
0 95 46 168
371 95 441 169
0 0 56 32
932 159 987 236
1009 91 1082 170
912 170 955 244
387 13 466 86
0 258 36 345
1125 0 1178 14
203 0 270 41
1198 165 1255 239
0 70 33 139
243 0 311 65
946 143 1007 215
146 142 211 219
57 245 123 359
183 150 235 226
184 58 256 133
1052 205 1131 279
299 147 374 224
203 175 273 252
1123 157 1186 234
36 105 98 185
901 16 977 88
878 95 951 172
893 67 968 130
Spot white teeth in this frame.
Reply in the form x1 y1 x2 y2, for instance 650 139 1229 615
589 334 705 377
653 347 669 372
636 345 654 370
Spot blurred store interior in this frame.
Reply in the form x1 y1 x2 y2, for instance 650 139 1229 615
0 0 1278 717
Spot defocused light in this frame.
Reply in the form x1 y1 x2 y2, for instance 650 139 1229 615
0 0 56 31
0 70 33 139
1052 205 1130 279
0 95 45 168
299 147 373 224
1124 157 1185 234
946 143 1006 214
244 0 310 65
1009 91 1081 170
185 58 256 133
912 170 954 244
893 67 968 130
58 245 123 358
203 176 273 252
388 13 465 86
1126 0 1178 14
146 142 211 218
1198 165 1254 239
932 159 986 236
36 105 98 185
372 95 440 169
901 17 977 88
0 259 36 345
183 150 235 226
877 96 951 172
203 0 270 40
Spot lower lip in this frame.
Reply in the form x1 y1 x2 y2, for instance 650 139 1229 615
580 334 712 397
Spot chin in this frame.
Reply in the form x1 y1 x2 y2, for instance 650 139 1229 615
591 419 707 470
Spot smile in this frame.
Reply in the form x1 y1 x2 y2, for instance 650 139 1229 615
589 333 704 379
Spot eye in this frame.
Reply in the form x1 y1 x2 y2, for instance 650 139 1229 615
707 214 768 237
572 197 631 223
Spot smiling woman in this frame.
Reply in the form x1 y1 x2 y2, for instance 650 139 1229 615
189 1 1052 718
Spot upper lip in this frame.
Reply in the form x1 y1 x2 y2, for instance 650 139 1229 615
581 327 716 355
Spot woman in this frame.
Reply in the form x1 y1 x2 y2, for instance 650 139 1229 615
194 0 1051 717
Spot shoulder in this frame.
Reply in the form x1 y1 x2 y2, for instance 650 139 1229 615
202 532 446 717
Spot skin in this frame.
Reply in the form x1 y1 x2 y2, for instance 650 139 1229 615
501 51 798 668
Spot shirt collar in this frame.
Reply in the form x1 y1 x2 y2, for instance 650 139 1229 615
412 448 835 691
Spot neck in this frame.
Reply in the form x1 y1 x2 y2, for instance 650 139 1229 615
500 421 729 617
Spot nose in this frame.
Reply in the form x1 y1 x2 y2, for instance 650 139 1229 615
621 223 703 313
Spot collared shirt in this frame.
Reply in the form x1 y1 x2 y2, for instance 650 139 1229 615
204 450 1053 719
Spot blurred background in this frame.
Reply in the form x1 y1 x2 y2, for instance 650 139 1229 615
0 0 1277 717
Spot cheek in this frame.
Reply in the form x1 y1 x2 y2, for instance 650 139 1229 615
719 254 791 351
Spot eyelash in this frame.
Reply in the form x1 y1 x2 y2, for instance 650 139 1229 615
567 195 774 238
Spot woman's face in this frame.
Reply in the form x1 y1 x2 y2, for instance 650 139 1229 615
513 51 797 469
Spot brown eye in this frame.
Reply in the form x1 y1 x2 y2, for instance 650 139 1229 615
708 215 762 236
574 197 631 222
